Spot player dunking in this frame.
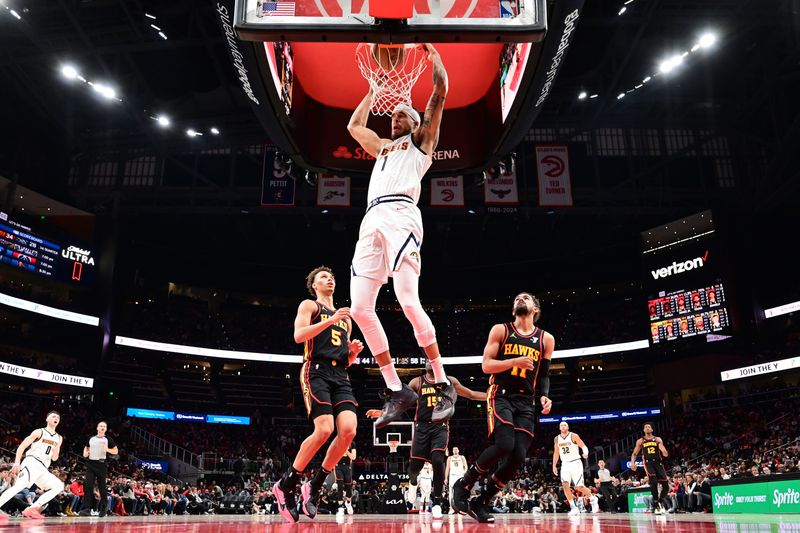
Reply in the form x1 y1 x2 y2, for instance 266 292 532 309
552 422 598 515
335 442 356 514
452 293 553 523
347 43 455 427
631 423 670 514
0 411 65 521
367 362 486 519
445 447 468 515
272 266 364 523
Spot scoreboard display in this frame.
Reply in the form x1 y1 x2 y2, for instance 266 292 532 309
648 283 730 344
0 212 95 286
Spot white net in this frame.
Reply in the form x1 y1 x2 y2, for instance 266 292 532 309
355 43 429 116
388 440 400 453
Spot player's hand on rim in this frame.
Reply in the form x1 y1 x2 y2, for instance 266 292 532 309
540 396 552 415
419 43 440 62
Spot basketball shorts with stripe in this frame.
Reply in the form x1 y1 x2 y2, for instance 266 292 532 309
301 359 358 419
411 422 449 461
488 392 536 437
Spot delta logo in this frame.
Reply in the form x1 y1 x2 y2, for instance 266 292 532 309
651 251 709 280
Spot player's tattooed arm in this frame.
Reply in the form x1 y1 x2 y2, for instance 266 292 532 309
657 437 669 457
416 44 448 153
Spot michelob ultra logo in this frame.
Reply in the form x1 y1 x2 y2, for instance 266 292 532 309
651 251 708 279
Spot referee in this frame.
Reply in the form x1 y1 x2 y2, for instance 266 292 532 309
79 421 118 517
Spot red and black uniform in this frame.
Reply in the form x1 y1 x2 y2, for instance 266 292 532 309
300 303 358 419
642 437 668 481
410 375 449 461
487 323 546 438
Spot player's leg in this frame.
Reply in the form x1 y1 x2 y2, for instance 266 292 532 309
430 450 446 512
350 267 417 427
656 464 670 511
0 464 31 510
407 458 425 506
276 367 335 522
392 267 455 423
24 471 64 518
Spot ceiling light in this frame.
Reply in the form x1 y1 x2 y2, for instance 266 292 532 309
659 55 683 74
150 24 161 31
698 32 717 49
61 65 79 80
158 32 168 40
578 91 587 100
155 115 170 127
617 93 625 99
10 9 21 19
145 13 156 19
590 94 598 99
186 129 202 137
618 6 626 15
210 127 220 135
92 83 116 100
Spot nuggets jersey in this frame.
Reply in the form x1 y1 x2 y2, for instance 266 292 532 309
642 436 663 465
449 456 467 478
557 433 581 463
26 427 61 467
303 302 350 365
415 376 441 423
419 466 433 490
489 323 546 396
368 134 432 204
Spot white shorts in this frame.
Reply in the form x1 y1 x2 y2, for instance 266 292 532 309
351 202 423 284
419 481 432 496
560 460 585 487
449 475 464 487
18 456 60 490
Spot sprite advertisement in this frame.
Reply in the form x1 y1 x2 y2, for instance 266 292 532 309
627 488 651 513
712 479 800 514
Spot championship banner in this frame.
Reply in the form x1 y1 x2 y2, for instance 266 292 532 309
261 149 295 206
536 145 574 207
317 175 351 207
430 176 464 207
484 169 519 205
0 360 94 388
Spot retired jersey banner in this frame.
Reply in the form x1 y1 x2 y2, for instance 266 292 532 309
261 149 295 206
317 175 351 207
484 169 519 205
536 145 574 207
430 176 464 207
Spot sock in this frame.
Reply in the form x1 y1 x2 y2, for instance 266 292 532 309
482 476 504 503
380 363 403 392
429 357 449 385
279 466 301 491
310 467 330 495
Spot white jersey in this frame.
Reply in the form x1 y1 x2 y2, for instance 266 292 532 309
449 456 467 478
419 468 433 490
26 427 62 468
368 134 432 204
557 432 581 463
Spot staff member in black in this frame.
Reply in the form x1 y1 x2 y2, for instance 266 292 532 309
79 421 118 517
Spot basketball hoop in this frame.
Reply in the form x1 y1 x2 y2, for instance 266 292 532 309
355 43 428 116
388 439 400 453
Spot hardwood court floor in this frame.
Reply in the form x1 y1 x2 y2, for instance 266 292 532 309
1 511 796 532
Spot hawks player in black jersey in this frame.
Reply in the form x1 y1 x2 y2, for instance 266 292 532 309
273 266 364 524
367 362 485 518
452 293 554 523
631 423 670 514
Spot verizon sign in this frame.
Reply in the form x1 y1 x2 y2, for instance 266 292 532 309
651 251 709 280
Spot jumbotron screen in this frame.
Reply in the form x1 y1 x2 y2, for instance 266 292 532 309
648 282 730 344
0 211 95 286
